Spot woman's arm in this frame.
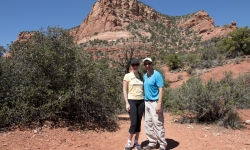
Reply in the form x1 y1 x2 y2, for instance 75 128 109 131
123 80 130 112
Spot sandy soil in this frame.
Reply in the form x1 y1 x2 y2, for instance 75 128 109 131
0 112 249 150
1 60 250 150
164 60 250 89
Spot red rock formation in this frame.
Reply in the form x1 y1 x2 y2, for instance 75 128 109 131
72 0 169 43
3 52 10 58
201 21 237 41
180 10 214 32
16 1 237 44
16 32 35 42
179 10 236 41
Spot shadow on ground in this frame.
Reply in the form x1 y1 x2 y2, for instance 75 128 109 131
141 138 179 150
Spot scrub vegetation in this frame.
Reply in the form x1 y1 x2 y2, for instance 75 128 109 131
1 24 250 130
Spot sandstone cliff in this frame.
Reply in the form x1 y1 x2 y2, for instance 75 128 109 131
179 10 236 41
71 0 169 44
16 0 237 45
70 0 237 44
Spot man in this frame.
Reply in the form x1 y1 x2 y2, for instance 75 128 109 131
142 57 167 150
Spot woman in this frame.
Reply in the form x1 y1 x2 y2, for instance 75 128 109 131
123 58 144 150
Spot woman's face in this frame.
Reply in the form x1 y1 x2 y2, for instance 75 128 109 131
131 63 140 71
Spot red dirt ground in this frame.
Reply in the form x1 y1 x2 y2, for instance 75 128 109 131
164 60 250 89
1 61 250 150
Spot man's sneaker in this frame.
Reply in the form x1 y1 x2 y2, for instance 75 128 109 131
143 145 156 150
124 147 131 150
159 147 166 150
124 142 131 150
134 143 143 150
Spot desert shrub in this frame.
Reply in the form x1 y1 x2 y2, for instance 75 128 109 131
200 48 218 60
165 53 183 70
165 71 250 128
186 67 193 75
0 27 122 130
223 109 243 129
184 53 200 68
218 26 250 58
199 48 224 68
177 74 183 80
186 47 224 69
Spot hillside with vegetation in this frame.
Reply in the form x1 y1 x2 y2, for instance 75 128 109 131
0 0 250 132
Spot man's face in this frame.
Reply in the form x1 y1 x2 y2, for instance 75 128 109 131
144 60 152 71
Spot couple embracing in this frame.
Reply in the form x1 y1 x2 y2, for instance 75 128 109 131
123 58 167 150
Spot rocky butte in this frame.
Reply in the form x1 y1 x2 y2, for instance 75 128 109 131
69 0 236 44
15 0 237 53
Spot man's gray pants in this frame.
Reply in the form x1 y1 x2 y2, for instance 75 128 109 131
144 101 167 149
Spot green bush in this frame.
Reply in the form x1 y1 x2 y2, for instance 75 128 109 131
184 53 200 68
0 27 122 130
218 26 250 58
165 53 183 70
165 72 250 129
223 109 243 129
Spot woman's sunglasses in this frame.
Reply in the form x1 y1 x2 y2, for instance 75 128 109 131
131 63 140 67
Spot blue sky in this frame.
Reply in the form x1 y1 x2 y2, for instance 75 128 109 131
1 0 249 48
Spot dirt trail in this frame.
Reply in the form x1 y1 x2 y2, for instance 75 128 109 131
0 112 250 150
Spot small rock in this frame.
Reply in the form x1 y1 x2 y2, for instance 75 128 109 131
33 129 38 133
170 119 178 123
204 127 210 130
245 120 250 124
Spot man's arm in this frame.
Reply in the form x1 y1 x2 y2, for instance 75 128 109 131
156 87 163 114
